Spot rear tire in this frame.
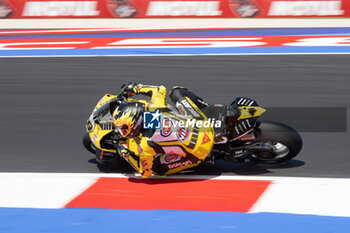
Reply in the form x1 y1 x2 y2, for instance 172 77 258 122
83 132 96 154
250 121 302 163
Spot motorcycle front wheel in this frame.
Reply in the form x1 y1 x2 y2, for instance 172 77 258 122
82 132 96 154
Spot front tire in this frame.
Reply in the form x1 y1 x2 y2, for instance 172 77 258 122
83 132 96 154
250 121 302 163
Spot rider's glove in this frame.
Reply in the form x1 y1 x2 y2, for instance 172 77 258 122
117 143 131 159
121 82 141 96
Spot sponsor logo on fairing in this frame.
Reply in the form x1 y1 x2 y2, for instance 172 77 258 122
160 154 181 164
168 160 193 169
181 99 200 118
268 1 344 16
177 127 191 142
146 1 222 16
176 102 187 116
160 117 172 137
201 132 211 145
92 134 98 142
22 1 100 17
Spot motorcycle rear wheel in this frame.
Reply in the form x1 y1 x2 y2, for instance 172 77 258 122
250 121 303 163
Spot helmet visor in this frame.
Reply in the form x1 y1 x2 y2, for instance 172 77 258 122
116 125 130 137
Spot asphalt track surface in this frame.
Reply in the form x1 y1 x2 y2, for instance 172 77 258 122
0 55 349 178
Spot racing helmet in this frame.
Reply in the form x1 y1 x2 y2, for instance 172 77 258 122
113 102 144 138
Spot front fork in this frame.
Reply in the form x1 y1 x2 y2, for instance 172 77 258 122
95 134 121 164
95 148 116 164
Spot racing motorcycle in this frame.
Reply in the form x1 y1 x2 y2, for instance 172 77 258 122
83 92 302 171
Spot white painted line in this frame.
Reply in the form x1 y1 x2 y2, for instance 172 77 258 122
250 178 350 217
1 52 350 58
1 172 350 182
1 173 350 217
0 173 97 208
0 29 123 35
2 18 350 29
0 28 204 35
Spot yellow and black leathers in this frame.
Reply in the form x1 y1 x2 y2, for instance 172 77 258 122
119 84 215 178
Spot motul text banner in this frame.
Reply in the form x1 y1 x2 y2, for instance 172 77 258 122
1 0 350 18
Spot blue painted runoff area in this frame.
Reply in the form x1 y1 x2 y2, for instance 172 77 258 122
1 27 350 39
1 46 350 57
0 208 349 233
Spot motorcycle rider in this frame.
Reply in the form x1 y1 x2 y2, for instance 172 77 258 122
111 83 215 178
